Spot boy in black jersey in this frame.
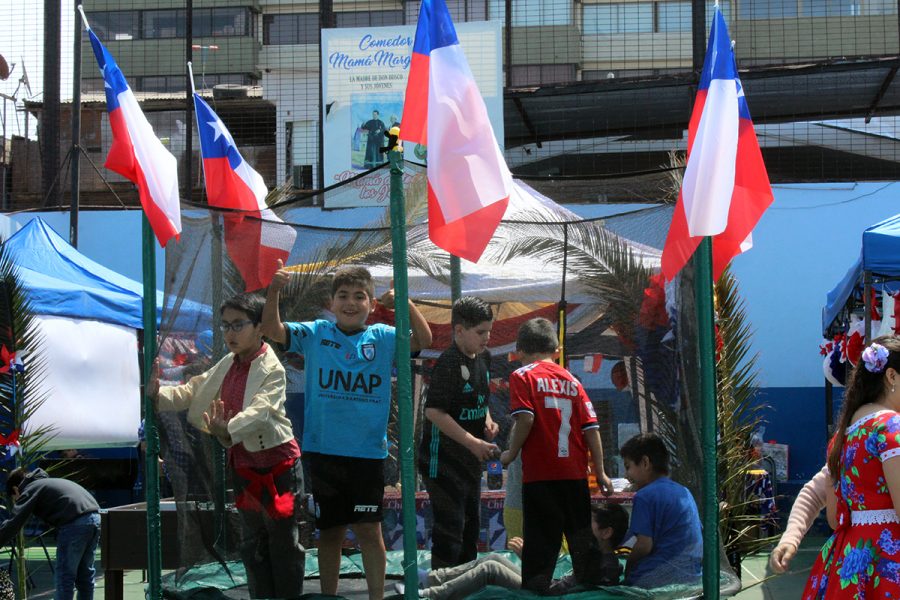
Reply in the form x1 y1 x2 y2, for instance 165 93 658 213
419 296 499 568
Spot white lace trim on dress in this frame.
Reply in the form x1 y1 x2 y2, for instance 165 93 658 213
882 447 900 461
851 509 900 526
848 410 893 434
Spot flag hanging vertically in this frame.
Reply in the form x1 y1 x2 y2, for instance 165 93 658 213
401 0 510 263
660 9 773 281
193 94 297 291
88 30 181 247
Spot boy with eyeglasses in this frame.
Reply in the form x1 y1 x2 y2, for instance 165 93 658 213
154 293 305 599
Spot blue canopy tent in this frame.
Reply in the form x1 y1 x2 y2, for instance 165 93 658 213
2 217 209 449
823 212 900 337
822 213 900 435
5 217 209 330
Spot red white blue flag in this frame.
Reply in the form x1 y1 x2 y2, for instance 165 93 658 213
194 94 297 291
401 0 510 263
661 8 773 281
88 30 181 247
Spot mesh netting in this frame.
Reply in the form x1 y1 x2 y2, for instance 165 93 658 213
152 163 744 598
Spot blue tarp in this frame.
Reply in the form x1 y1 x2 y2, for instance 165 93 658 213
823 213 900 334
5 217 208 330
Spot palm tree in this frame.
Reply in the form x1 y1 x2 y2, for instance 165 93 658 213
0 237 56 598
715 267 775 567
492 211 772 573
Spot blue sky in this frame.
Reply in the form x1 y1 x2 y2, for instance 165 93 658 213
2 0 75 139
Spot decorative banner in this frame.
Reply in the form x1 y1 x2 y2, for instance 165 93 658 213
321 22 504 208
0 429 20 458
583 354 603 373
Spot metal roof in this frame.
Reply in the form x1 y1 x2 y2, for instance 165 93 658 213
504 56 900 147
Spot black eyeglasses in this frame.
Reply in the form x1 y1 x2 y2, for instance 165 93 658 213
220 320 254 333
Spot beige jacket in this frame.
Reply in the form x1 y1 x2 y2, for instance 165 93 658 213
157 345 295 452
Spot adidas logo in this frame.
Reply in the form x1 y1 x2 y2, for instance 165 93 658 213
463 383 474 393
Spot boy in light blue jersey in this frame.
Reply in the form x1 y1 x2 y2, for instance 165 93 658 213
263 260 432 600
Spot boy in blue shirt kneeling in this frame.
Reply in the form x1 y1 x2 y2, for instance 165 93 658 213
620 432 702 589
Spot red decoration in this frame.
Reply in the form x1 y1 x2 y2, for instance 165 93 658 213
0 345 12 374
234 458 295 520
0 429 20 448
638 274 669 329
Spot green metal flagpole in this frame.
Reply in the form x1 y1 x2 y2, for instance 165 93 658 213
388 149 419 599
696 237 719 599
450 255 461 302
141 215 163 600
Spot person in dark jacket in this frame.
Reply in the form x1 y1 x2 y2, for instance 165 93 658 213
0 468 101 600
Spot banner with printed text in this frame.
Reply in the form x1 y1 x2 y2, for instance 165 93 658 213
321 22 504 208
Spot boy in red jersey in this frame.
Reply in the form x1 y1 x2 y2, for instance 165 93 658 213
500 317 613 593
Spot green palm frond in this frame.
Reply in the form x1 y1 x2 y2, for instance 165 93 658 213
265 167 451 318
715 267 775 559
0 237 57 598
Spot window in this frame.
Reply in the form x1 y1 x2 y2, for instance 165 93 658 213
142 8 252 39
448 0 489 21
194 8 250 37
738 0 798 19
82 78 107 93
140 75 184 93
87 11 139 41
657 1 732 31
510 63 576 85
263 13 319 45
859 0 897 15
489 0 573 25
407 0 488 23
143 9 186 39
583 3 653 34
293 165 313 189
800 0 859 15
335 10 404 27
658 1 692 31
582 1 731 34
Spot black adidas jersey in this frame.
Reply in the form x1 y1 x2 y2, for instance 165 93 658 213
419 344 491 478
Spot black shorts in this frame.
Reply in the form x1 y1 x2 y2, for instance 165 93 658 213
306 452 384 530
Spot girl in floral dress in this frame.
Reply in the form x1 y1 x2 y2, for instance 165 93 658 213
803 337 900 599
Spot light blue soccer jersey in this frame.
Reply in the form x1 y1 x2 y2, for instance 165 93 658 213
286 320 396 458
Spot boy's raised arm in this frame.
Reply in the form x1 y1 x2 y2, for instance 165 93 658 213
262 259 289 345
379 285 432 352
408 300 432 352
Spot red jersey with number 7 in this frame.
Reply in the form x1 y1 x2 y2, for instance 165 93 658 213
509 360 599 483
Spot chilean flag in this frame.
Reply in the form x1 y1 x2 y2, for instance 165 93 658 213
583 354 603 373
88 30 181 247
660 9 773 281
401 0 510 263
194 94 297 291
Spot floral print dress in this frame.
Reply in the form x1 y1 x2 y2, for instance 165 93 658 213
803 410 900 599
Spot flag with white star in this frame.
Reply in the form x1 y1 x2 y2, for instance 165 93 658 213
88 29 181 247
194 93 297 291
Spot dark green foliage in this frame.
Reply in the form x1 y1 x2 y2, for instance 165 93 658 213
715 267 777 559
0 236 57 598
